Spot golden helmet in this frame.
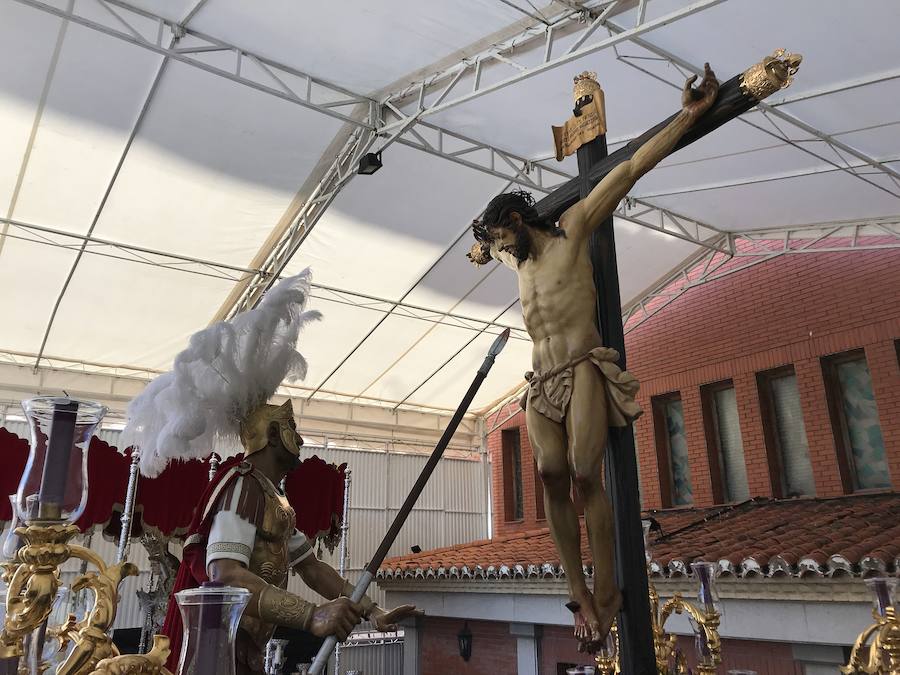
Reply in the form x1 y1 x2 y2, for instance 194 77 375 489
239 399 303 457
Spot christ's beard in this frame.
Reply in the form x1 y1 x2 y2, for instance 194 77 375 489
496 225 534 263
512 227 532 262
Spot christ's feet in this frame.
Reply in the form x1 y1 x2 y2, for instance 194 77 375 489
566 590 604 653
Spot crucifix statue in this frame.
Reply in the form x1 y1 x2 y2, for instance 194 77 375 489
468 51 801 664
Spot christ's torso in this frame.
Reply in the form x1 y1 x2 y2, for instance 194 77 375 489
514 231 603 373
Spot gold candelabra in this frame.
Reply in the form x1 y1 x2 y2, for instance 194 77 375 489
595 522 723 675
1 521 172 675
1 397 173 675
842 578 900 674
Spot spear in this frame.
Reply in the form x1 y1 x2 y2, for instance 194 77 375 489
309 328 511 674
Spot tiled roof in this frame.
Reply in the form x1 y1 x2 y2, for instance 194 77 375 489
378 493 900 581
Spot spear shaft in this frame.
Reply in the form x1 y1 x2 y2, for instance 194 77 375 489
309 328 511 674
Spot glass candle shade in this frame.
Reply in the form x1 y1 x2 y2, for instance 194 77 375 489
16 398 106 524
691 561 721 617
175 583 250 675
865 577 897 618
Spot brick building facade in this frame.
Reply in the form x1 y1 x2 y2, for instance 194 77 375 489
381 247 900 675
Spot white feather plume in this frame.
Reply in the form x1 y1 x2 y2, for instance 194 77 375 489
123 269 321 477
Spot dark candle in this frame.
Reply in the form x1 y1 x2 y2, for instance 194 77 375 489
37 399 78 520
196 581 225 674
873 579 893 617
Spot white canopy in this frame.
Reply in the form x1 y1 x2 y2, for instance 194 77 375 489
1 0 898 432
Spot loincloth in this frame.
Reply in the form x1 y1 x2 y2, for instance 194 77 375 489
519 346 643 425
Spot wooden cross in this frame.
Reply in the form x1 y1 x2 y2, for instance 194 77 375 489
535 53 800 671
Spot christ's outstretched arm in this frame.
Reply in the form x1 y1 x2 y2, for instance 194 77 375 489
562 63 719 240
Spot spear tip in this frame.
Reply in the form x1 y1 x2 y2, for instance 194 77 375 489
489 328 511 357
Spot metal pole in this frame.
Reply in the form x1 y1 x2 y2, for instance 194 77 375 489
333 469 353 675
116 451 140 563
478 417 492 539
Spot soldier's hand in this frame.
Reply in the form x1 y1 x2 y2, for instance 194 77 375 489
309 597 363 641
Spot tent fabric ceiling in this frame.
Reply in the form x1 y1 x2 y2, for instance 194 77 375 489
1 0 898 416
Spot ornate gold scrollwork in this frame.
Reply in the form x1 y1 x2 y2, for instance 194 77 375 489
841 606 900 674
0 523 80 658
56 544 139 675
89 635 173 675
0 522 173 675
657 591 721 675
594 582 721 675
740 48 803 100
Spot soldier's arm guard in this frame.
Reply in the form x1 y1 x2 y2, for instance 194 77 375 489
340 580 376 616
257 584 316 631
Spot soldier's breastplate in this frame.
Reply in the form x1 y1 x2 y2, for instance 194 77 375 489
237 485 296 672
248 491 295 588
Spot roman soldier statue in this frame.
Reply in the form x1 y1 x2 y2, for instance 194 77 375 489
123 270 420 674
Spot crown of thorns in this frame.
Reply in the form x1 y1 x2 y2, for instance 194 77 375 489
470 190 536 244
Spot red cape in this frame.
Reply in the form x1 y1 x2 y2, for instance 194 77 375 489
160 455 246 672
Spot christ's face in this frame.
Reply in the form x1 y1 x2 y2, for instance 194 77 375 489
489 217 532 263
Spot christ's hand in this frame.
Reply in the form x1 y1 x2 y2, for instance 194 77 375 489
370 604 424 632
682 62 718 120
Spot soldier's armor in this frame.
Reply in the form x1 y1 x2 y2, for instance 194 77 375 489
235 469 297 673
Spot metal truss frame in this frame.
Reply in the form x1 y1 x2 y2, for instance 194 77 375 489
17 0 882 294
394 121 573 193
13 0 900 412
386 117 728 249
622 216 900 334
379 0 729 129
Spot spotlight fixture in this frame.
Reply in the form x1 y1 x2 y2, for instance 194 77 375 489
457 622 472 662
357 151 383 175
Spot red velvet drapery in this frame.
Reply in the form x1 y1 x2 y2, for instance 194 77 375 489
0 428 346 545
285 455 347 548
0 427 28 523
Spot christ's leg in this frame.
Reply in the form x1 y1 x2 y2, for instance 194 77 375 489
526 405 598 645
566 360 621 647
